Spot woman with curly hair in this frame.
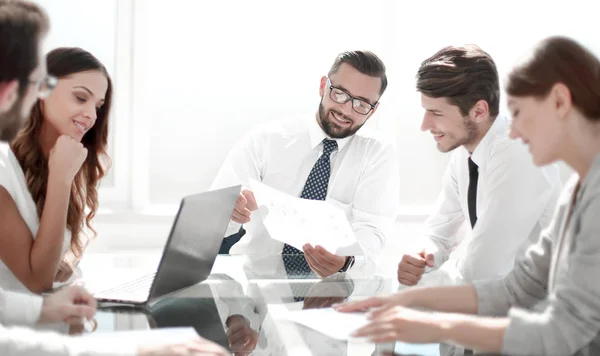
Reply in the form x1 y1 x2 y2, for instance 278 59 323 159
0 46 112 294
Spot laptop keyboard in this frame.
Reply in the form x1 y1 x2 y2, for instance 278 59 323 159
96 273 156 300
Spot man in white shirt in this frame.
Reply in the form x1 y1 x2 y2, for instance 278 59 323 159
397 45 562 286
0 1 228 355
212 51 400 277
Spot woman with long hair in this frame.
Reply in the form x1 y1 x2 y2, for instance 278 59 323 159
336 36 600 355
0 47 112 293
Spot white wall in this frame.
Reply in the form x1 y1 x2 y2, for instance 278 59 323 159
32 0 596 249
131 0 591 210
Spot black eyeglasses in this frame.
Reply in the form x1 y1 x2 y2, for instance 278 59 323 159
327 77 377 115
28 75 57 99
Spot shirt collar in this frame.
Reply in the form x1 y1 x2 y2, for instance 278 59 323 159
470 116 509 167
308 115 352 152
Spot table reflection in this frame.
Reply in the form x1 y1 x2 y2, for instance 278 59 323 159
73 253 436 355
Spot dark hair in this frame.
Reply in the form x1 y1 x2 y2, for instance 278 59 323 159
11 47 113 258
0 0 49 94
328 50 388 96
507 36 600 121
416 45 500 118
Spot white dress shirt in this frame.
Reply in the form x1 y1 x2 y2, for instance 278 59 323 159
0 286 136 356
211 115 400 271
0 143 71 294
422 117 562 282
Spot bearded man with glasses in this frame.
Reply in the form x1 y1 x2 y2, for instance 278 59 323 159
212 50 400 279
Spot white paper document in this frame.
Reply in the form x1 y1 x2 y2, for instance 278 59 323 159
281 308 368 340
282 308 440 355
249 179 363 256
82 327 198 346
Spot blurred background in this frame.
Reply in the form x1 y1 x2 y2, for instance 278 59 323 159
34 0 597 268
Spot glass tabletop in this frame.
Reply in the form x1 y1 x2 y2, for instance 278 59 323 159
69 253 449 355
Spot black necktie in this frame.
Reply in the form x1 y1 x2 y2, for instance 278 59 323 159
282 139 338 277
467 157 479 229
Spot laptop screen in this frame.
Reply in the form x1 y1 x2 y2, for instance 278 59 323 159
148 185 240 300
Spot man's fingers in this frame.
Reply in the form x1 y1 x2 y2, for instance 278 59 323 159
71 287 97 309
237 193 248 206
305 247 337 276
65 305 96 321
303 250 327 277
242 190 257 211
397 276 418 286
229 326 247 341
233 204 251 218
401 254 427 268
313 245 336 258
424 253 435 267
232 210 250 224
397 269 420 285
398 261 424 278
63 316 84 325
311 246 339 270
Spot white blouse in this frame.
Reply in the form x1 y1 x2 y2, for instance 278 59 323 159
0 143 70 294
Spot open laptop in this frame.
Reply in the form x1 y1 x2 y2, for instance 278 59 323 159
94 185 240 307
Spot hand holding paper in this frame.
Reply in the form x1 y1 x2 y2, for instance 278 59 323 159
282 308 440 355
249 179 363 256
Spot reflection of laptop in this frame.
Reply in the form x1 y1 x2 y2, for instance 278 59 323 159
93 283 232 352
94 185 240 307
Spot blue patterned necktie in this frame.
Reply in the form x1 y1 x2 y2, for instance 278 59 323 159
283 139 338 281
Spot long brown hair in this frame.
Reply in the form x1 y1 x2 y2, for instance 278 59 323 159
506 36 600 122
10 47 113 258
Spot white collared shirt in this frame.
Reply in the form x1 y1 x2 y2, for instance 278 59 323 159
422 117 562 282
211 115 400 271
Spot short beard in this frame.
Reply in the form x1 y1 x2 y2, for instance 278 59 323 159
317 100 365 139
440 116 479 153
0 96 25 142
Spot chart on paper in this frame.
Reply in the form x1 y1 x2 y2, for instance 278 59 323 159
249 179 363 256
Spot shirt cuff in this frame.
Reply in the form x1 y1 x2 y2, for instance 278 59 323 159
2 290 43 326
472 279 511 317
422 238 446 272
